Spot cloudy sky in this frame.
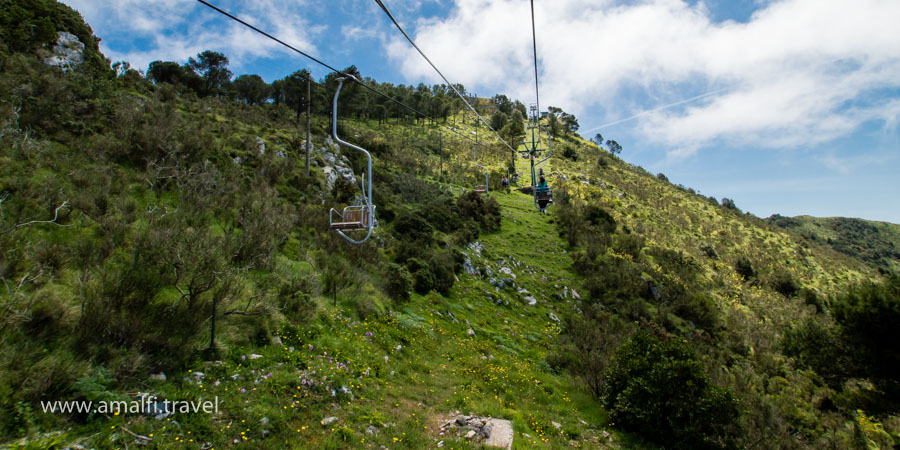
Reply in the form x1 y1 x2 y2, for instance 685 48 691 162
62 0 900 222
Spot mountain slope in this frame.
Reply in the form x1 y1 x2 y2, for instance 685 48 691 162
768 214 900 273
2 2 899 448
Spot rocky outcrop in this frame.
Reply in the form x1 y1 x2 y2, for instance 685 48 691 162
439 413 513 449
43 32 84 70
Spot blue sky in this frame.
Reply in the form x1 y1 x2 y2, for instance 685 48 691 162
62 0 900 223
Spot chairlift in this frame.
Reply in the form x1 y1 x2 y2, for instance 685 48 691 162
328 77 376 244
532 125 553 212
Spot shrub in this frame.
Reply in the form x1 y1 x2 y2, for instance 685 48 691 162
781 317 855 386
832 275 900 385
734 256 756 281
721 197 740 211
455 191 501 233
393 211 434 243
771 272 799 297
673 293 721 331
603 330 739 448
384 263 412 303
412 266 435 295
550 310 632 397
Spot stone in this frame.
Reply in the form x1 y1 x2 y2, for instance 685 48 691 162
467 328 476 337
499 267 515 278
552 421 562 429
548 312 560 323
462 257 477 276
437 441 444 447
272 336 283 346
43 32 85 70
649 284 661 302
323 152 337 165
192 371 205 379
366 425 377 434
275 150 287 158
571 289 581 300
232 156 242 165
249 354 263 360
149 372 166 382
484 418 514 449
465 430 476 439
321 416 338 426
525 296 537 306
323 166 339 190
255 137 265 155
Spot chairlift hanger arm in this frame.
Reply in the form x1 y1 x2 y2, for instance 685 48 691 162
330 77 375 244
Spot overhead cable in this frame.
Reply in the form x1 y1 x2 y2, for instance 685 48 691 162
373 0 517 153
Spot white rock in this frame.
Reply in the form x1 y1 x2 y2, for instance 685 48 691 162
467 328 476 337
249 354 263 360
525 296 537 306
321 416 338 426
484 419 514 449
465 430 476 439
149 372 166 382
43 32 84 70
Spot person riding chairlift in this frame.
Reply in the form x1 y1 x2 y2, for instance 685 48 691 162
501 175 509 188
537 169 548 193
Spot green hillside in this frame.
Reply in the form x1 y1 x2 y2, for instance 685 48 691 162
1 2 899 448
767 215 900 274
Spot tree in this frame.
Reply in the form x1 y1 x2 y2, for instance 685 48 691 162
492 94 513 114
561 112 579 135
186 50 233 97
232 74 271 105
490 111 507 131
603 331 739 447
592 133 604 147
606 139 622 155
547 113 562 137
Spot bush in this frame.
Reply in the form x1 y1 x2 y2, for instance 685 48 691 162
603 330 739 448
550 310 632 397
384 263 412 303
832 275 900 385
734 256 756 281
781 317 855 386
393 211 434 243
771 272 799 297
412 266 435 295
455 191 501 233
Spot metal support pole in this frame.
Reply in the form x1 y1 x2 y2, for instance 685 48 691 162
305 75 311 176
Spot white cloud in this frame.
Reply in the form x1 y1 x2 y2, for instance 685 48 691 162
61 0 322 75
385 0 900 155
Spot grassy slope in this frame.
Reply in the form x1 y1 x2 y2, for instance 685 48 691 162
14 106 885 448
27 188 621 449
767 215 900 273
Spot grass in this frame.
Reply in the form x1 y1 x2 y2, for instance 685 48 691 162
16 187 623 449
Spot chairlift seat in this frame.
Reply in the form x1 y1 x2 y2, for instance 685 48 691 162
474 185 488 194
330 205 373 231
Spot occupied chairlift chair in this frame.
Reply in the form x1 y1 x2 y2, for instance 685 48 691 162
328 77 376 244
533 126 553 212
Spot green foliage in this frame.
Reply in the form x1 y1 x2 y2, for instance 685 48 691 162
603 331 740 448
550 310 632 397
0 0 106 73
734 256 756 281
455 190 501 233
384 263 412 303
833 275 900 388
781 316 855 386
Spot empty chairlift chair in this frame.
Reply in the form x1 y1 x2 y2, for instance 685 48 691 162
327 77 376 244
